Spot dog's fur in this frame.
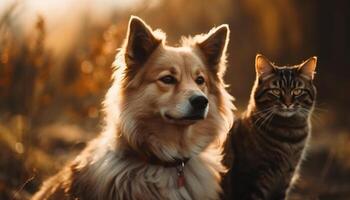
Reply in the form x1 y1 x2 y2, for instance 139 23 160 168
32 16 234 200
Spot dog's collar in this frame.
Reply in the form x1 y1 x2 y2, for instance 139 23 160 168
124 150 190 168
144 155 190 188
125 151 190 187
146 156 190 168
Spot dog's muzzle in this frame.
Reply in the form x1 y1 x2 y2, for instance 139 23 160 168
183 95 208 120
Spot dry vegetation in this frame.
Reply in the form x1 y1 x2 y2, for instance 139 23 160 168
0 0 349 199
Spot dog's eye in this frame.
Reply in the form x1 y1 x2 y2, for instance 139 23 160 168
159 75 177 84
195 76 205 85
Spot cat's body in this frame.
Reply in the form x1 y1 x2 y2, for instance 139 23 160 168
222 55 317 200
223 112 310 200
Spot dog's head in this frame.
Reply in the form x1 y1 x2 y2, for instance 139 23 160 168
121 16 229 123
105 16 234 158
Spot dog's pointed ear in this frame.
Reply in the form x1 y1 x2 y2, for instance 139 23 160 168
255 54 275 77
125 16 161 66
197 25 229 71
298 56 317 80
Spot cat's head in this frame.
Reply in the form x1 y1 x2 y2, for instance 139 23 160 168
252 54 317 118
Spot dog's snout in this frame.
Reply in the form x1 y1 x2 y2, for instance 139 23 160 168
189 95 208 110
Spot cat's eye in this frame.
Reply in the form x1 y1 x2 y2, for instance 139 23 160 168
271 89 281 96
195 76 205 85
159 75 177 84
292 89 302 96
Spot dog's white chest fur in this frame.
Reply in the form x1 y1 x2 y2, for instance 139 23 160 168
83 147 221 200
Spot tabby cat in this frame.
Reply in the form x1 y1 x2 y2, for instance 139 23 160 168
222 54 317 200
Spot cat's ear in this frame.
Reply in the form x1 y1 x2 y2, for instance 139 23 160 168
255 54 274 77
197 25 229 70
125 16 161 66
298 56 317 80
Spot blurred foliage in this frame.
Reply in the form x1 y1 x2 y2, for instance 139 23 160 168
0 0 349 199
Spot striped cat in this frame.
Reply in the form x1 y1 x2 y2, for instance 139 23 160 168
222 54 317 200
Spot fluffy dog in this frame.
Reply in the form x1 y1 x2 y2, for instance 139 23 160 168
32 16 234 200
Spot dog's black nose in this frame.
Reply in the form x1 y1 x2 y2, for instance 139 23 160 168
189 95 208 110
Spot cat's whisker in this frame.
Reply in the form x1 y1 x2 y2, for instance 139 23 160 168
310 112 323 123
252 108 273 126
256 109 274 130
253 115 267 128
300 106 323 123
311 110 326 122
253 109 273 125
262 111 274 128
265 112 275 127
253 115 265 127
251 107 274 116
299 108 312 118
313 107 328 113
313 104 328 112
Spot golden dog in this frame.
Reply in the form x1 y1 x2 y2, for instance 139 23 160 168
32 16 234 200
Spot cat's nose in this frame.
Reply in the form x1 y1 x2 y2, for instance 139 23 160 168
284 96 293 108
283 103 294 109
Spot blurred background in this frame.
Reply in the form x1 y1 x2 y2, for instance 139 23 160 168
0 0 349 199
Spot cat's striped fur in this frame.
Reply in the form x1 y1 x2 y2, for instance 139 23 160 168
222 54 317 200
